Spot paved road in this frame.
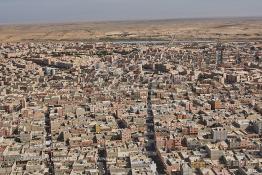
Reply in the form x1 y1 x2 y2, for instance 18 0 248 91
146 82 156 152
45 110 55 175
97 148 107 175
146 81 166 174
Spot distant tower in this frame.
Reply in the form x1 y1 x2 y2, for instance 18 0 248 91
216 47 223 65
255 51 260 64
236 51 241 64
20 98 27 109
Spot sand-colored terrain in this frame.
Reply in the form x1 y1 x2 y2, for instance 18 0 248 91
0 17 261 42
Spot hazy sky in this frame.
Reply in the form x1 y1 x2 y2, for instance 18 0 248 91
0 0 262 24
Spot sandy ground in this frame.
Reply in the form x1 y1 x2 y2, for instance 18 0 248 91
0 17 261 42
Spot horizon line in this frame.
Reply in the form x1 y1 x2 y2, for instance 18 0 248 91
0 15 262 27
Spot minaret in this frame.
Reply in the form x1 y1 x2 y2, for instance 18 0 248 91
255 51 260 64
20 98 27 109
236 50 241 64
216 43 223 65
